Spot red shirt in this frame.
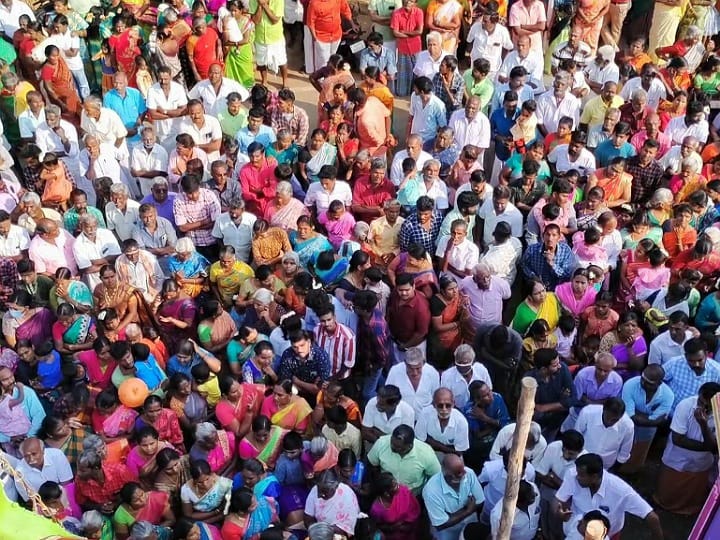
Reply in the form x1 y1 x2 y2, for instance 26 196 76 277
240 158 278 216
75 462 137 506
387 290 431 344
352 174 395 208
391 7 424 56
306 0 353 43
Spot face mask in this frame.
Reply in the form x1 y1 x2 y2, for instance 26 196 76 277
9 309 23 319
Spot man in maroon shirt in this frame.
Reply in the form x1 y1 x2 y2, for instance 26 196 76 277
386 272 431 362
351 157 396 222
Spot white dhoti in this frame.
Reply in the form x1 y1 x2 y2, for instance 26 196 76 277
304 29 340 73
255 41 288 72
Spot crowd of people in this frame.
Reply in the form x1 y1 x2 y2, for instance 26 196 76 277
2 0 720 539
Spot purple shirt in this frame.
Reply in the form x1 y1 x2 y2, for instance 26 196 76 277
572 365 623 406
140 192 178 227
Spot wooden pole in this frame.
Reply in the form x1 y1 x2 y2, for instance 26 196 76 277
496 376 538 540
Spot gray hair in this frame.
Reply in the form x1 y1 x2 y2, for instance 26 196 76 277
308 522 336 540
681 157 701 173
228 197 246 210
129 521 156 539
384 198 401 209
630 88 648 101
649 188 673 206
686 25 702 39
354 221 370 241
554 72 571 86
110 183 130 196
195 422 217 440
81 510 105 532
253 287 274 305
282 251 300 265
438 126 454 138
277 128 292 140
356 149 371 162
79 214 98 227
175 237 196 254
426 31 442 45
454 344 475 364
0 72 19 87
405 347 425 366
276 180 293 196
82 434 105 453
310 436 329 456
473 262 492 276
45 104 61 117
84 94 102 109
370 157 386 170
450 219 468 232
423 159 442 173
595 351 618 368
77 449 102 469
153 177 169 187
316 468 340 488
22 192 41 205
605 107 621 120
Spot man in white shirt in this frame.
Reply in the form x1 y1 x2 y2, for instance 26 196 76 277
179 99 223 162
80 96 128 162
536 73 580 137
385 347 440 417
490 480 541 540
361 384 416 444
649 312 697 366
480 221 522 285
435 220 477 280
211 198 257 263
658 136 703 175
14 438 72 502
548 131 597 177
79 135 131 194
477 185 524 247
490 421 547 465
466 8 513 80
575 399 634 470
146 66 188 150
35 104 81 187
555 453 663 538
439 344 492 409
499 35 544 92
584 46 620 95
390 135 433 186
0 209 30 261
18 90 45 141
0 0 35 38
666 101 710 145
187 63 249 115
305 166 353 216
448 96 490 162
105 184 140 241
479 450 536 524
130 126 169 197
415 388 470 457
620 66 667 109
73 214 121 290
115 239 165 302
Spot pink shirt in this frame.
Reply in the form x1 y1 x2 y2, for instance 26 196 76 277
508 0 547 54
630 129 672 158
28 229 78 276
318 211 356 250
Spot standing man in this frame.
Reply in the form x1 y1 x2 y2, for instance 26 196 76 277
73 214 121 291
103 72 146 147
179 99 223 162
354 290 395 402
390 0 424 97
448 96 490 163
105 184 140 242
251 0 288 87
212 198 257 264
173 174 222 261
130 126 169 197
508 0 546 56
314 303 356 382
305 0 357 74
387 274 431 362
458 263 511 328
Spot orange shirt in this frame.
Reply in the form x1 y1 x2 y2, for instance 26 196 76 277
355 95 391 152
306 0 353 43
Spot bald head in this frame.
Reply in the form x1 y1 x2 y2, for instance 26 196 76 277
21 437 45 469
433 387 453 403
442 453 467 488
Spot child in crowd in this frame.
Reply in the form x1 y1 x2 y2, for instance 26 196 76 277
321 405 362 457
555 314 578 364
572 228 609 271
38 481 82 535
364 267 391 313
581 291 619 340
191 363 221 407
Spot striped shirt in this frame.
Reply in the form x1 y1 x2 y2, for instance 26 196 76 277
172 188 221 246
314 322 356 378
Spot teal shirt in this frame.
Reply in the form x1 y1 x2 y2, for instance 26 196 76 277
63 206 107 233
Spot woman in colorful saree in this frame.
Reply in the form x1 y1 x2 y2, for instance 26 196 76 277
216 375 265 440
586 157 632 209
209 245 254 310
186 17 223 82
239 415 285 470
49 267 94 314
94 265 153 334
222 0 255 87
598 311 647 381
573 0 610 54
261 379 313 435
126 425 176 490
555 268 597 320
135 394 184 451
264 181 309 232
425 0 463 54
369 472 421 540
189 422 236 476
109 25 142 87
42 415 88 471
156 279 199 355
197 300 237 354
112 482 175 539
168 238 210 299
429 276 465 369
153 448 192 510
1 290 55 348
511 278 561 336
387 243 439 299
167 373 209 434
173 517 222 540
671 235 720 286
289 216 334 268
75 337 116 390
39 44 81 124
662 203 697 258
221 486 279 540
180 459 233 525
234 457 282 499
617 238 656 302
52 303 96 359
91 387 138 443
297 129 338 186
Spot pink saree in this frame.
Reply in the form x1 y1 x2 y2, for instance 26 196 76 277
369 484 421 540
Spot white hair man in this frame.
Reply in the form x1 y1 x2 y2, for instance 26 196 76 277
385 346 440 417
72 214 121 290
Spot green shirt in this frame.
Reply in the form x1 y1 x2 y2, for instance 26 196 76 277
368 0 403 43
217 106 249 137
462 69 494 113
250 0 285 45
63 206 107 234
367 435 441 495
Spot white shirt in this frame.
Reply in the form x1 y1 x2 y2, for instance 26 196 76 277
413 50 448 79
0 0 35 37
619 77 667 109
415 177 450 210
556 468 653 536
584 61 620 86
18 108 46 139
478 198 524 245
648 329 693 366
534 440 586 501
211 211 257 263
498 50 545 91
466 22 513 72
575 404 634 469
662 395 716 472
361 397 416 434
131 144 169 178
105 199 141 241
54 29 83 71
80 108 128 147
665 116 710 145
118 250 164 299
479 459 536 523
146 82 189 143
440 364 492 410
79 144 125 186
385 363 441 417
179 116 223 162
490 483 541 540
480 237 523 284
448 109 491 150
548 144 597 176
14 448 73 501
490 423 547 465
188 78 250 115
0 224 30 257
35 120 79 161
73 229 122 290
304 180 353 215
409 94 447 140
415 405 470 452
535 90 581 133
390 149 433 186
658 146 702 175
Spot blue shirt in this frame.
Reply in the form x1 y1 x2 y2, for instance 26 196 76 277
520 241 576 290
621 376 674 421
359 46 398 77
134 354 167 390
410 94 447 143
236 125 276 154
103 88 147 143
37 351 63 389
490 107 520 161
398 210 443 252
140 192 178 227
663 357 720 412
423 468 484 534
594 140 637 168
463 392 510 434
166 347 216 378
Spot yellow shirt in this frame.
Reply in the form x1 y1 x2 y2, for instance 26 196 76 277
579 95 625 128
368 215 405 257
197 373 221 407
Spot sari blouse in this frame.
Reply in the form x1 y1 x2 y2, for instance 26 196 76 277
264 198 309 231
289 232 334 268
181 474 233 512
113 490 169 529
598 329 647 380
221 496 278 540
554 282 598 318
92 404 138 438
134 408 185 448
215 384 266 431
189 429 236 473
238 426 285 469
661 222 697 258
261 395 312 433
511 293 561 336
369 484 421 540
